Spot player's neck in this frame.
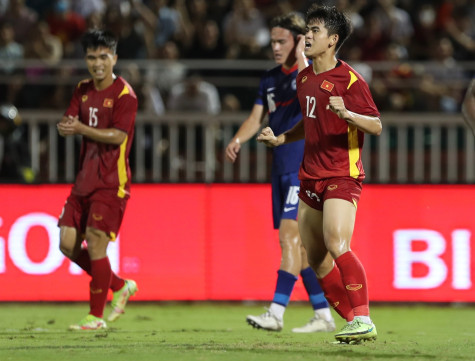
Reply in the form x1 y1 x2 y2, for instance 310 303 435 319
94 74 115 91
311 54 338 75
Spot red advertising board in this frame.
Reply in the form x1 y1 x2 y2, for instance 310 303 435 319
0 184 473 302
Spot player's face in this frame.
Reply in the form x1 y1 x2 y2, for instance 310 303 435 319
85 46 117 83
304 20 337 58
270 27 295 66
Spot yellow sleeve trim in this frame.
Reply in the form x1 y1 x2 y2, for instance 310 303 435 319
347 124 360 178
117 135 128 198
118 85 130 99
347 71 358 90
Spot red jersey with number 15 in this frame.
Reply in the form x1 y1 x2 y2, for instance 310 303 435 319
297 60 379 182
64 76 137 198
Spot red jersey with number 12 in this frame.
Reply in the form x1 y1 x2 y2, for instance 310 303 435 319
65 76 137 198
296 60 379 182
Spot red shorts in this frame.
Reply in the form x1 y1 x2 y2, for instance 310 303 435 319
299 177 362 211
58 189 128 241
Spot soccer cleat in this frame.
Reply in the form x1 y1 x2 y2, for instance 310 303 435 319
69 314 107 330
291 315 336 333
107 279 138 322
334 318 377 344
246 309 283 331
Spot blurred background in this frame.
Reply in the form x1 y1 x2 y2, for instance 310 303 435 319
0 0 473 184
0 0 474 303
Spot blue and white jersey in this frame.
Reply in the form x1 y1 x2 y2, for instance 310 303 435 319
256 63 304 175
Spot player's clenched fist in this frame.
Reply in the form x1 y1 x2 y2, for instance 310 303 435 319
326 96 350 120
257 127 280 148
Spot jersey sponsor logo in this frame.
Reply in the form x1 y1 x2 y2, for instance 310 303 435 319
92 213 103 221
82 95 88 103
301 75 307 84
305 190 321 202
283 206 296 212
320 80 334 92
103 98 114 108
346 284 363 291
327 184 338 191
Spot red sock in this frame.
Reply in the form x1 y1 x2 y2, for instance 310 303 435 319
319 265 354 321
335 251 369 317
74 249 124 292
89 257 112 318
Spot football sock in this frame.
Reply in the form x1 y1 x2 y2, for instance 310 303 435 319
318 264 354 322
271 269 298 319
335 251 370 317
315 307 333 322
300 267 329 310
74 249 124 292
269 303 286 320
89 257 112 318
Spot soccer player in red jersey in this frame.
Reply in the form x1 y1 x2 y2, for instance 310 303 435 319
57 29 138 330
257 5 382 343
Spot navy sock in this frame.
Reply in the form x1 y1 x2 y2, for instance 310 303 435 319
272 270 298 306
301 267 329 310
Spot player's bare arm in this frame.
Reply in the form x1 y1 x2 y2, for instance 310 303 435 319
295 35 309 73
225 104 265 163
257 119 305 148
327 96 382 136
57 116 127 145
462 79 475 136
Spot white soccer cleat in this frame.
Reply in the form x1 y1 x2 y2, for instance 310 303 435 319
107 279 138 322
291 315 336 333
246 309 283 331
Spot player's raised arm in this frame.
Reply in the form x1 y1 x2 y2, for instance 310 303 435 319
295 34 309 73
225 104 265 163
327 96 382 136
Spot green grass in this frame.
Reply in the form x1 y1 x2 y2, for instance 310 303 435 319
0 302 474 361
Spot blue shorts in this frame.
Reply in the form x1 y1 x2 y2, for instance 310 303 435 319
271 172 300 229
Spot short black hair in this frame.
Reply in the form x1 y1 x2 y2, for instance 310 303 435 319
81 29 118 54
306 5 352 52
270 12 306 39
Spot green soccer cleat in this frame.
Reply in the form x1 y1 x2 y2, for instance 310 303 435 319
107 279 138 322
334 318 377 344
69 314 107 330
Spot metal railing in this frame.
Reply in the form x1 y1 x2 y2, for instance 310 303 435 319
15 110 475 184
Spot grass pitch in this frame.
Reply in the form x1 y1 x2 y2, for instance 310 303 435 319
0 302 474 361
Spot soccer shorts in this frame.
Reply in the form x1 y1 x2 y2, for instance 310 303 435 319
299 177 362 211
271 172 300 229
58 189 128 241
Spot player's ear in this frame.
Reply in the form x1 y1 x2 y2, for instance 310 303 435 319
329 34 339 48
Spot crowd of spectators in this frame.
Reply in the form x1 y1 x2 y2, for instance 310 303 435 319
0 0 474 113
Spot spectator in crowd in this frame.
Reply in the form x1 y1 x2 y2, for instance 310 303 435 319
146 40 186 99
0 0 38 45
167 73 221 114
418 36 466 112
222 0 270 59
128 0 191 57
24 21 63 65
46 0 87 58
104 4 147 59
0 21 23 104
71 0 106 18
185 19 225 59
